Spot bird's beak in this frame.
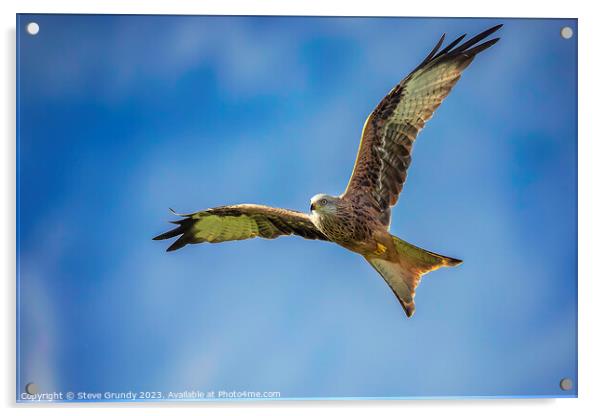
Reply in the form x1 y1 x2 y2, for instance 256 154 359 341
310 202 316 212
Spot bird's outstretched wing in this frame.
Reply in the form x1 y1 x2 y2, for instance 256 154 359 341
153 204 328 252
342 24 502 225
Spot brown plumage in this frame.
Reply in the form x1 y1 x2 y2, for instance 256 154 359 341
154 205 327 252
154 25 502 317
343 24 502 225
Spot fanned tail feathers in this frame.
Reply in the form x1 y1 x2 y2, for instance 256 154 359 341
367 236 462 317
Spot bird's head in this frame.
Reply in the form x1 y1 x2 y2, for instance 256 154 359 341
310 194 340 215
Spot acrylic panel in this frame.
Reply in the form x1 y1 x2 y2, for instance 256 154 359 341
16 14 577 402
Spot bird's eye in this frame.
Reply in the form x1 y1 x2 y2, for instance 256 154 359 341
320 199 328 206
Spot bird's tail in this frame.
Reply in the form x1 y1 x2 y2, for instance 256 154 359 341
366 235 462 317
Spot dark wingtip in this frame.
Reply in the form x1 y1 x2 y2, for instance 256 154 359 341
479 23 504 38
152 226 184 241
415 33 446 70
432 33 466 60
464 37 500 56
154 208 193 243
417 24 503 71
166 235 189 252
454 24 503 55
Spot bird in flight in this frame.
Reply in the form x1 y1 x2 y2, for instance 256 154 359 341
154 24 502 317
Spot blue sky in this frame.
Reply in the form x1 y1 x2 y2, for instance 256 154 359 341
17 15 577 400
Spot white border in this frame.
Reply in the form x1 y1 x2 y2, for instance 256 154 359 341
3 1 601 415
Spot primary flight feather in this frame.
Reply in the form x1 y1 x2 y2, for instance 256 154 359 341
154 24 502 317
